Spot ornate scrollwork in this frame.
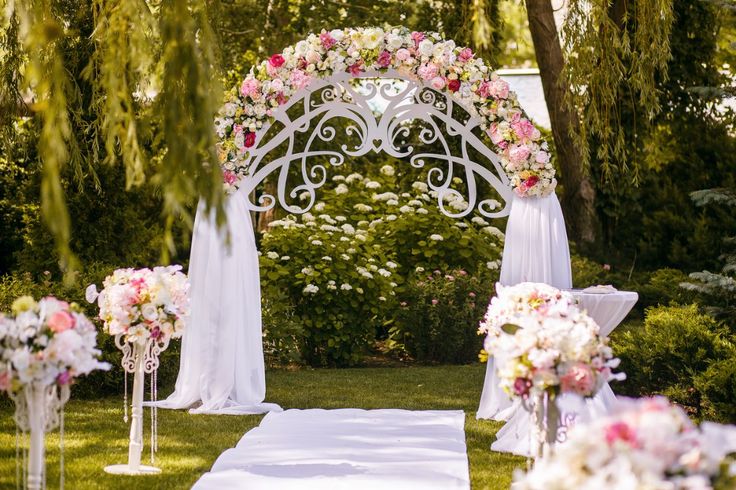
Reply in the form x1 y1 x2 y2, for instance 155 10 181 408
10 383 70 433
114 334 171 375
237 69 513 219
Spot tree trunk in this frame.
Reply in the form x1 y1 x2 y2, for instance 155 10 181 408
525 0 597 244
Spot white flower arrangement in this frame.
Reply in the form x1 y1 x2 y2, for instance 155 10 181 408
87 266 190 345
217 27 556 198
514 397 736 490
0 296 110 393
480 282 622 399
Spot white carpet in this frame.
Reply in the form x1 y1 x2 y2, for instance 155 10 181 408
192 408 470 490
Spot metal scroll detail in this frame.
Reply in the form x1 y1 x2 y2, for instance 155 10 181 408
114 333 171 375
237 69 514 219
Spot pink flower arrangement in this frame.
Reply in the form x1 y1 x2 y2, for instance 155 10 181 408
0 296 109 394
215 27 556 197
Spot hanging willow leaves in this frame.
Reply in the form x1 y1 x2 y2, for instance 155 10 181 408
561 0 675 181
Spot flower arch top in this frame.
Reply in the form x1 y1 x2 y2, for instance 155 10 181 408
216 26 556 199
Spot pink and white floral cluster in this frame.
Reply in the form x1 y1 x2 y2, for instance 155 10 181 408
481 282 623 399
0 296 109 394
515 397 736 489
216 26 555 198
87 266 189 345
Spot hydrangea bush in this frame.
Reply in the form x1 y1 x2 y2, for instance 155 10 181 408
259 159 504 366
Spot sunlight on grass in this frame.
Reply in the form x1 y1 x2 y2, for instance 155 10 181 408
0 365 524 489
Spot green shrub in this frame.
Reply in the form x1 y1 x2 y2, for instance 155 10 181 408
637 268 696 309
612 304 736 420
694 356 736 423
391 268 495 364
262 289 304 366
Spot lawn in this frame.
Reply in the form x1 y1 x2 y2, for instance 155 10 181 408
0 364 525 489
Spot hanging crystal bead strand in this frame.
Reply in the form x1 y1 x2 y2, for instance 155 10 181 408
123 370 128 423
59 404 64 490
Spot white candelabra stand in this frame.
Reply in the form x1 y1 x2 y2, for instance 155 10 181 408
10 382 70 490
105 334 168 475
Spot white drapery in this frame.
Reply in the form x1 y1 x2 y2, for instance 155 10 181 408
477 192 572 420
154 190 281 414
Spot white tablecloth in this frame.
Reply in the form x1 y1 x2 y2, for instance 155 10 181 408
568 290 639 337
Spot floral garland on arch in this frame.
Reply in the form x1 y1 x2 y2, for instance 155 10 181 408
215 26 556 198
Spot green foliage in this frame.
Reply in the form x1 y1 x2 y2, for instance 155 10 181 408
392 269 494 364
259 159 504 366
694 356 736 423
612 304 736 421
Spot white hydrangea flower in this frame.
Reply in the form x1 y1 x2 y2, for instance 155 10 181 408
412 182 429 192
340 283 353 291
364 180 381 189
416 208 428 214
472 216 489 226
399 205 413 213
335 183 349 194
303 284 319 294
266 251 279 259
345 173 363 183
386 199 399 206
487 260 500 270
386 214 397 221
386 261 398 269
380 165 395 176
377 268 391 277
429 234 444 241
322 256 332 261
281 255 290 261
354 203 373 212
301 266 314 275
311 240 323 246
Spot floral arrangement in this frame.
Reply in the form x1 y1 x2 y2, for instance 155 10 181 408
86 265 189 345
0 296 109 394
480 282 622 399
514 397 736 489
216 26 555 198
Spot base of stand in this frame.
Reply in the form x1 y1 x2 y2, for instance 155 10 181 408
104 464 162 475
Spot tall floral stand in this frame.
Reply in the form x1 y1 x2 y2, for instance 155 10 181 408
528 392 560 460
104 334 168 475
10 382 70 490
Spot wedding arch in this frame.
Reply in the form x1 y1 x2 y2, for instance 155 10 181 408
157 27 572 415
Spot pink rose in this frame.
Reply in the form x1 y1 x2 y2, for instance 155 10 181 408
417 63 439 81
522 175 539 190
490 79 509 99
275 92 287 105
48 310 75 333
244 132 256 148
458 47 473 62
560 362 596 396
605 421 638 447
320 32 336 50
377 50 392 68
269 54 285 68
430 76 446 90
411 31 425 47
0 371 10 392
487 123 504 145
477 81 491 99
269 78 284 93
395 48 411 62
289 69 312 90
240 77 261 99
431 299 439 305
223 170 237 185
535 150 550 164
348 61 364 76
509 144 531 162
513 377 532 397
447 79 461 92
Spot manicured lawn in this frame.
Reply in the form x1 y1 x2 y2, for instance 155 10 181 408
0 365 524 489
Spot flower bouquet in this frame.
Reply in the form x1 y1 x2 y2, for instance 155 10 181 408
0 296 109 490
514 397 736 489
480 282 623 456
87 265 189 475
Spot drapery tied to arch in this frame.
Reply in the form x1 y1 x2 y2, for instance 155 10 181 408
214 26 556 200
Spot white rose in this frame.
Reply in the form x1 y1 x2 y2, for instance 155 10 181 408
418 39 434 57
386 33 404 50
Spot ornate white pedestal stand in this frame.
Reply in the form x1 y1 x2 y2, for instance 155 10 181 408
528 392 559 460
105 334 168 475
11 382 70 490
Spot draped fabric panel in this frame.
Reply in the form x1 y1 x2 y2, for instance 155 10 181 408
154 191 281 415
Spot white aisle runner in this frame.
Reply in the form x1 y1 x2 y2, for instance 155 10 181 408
193 409 470 490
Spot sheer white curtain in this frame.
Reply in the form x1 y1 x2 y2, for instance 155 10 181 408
153 190 281 415
477 193 572 420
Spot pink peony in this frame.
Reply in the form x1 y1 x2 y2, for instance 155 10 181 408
270 78 284 93
48 310 75 333
377 50 392 68
240 77 261 99
487 123 505 145
417 63 439 81
477 81 491 99
430 76 446 90
223 170 237 185
320 32 337 50
509 144 531 162
289 69 312 90
395 48 411 62
535 150 550 164
490 79 509 99
560 362 596 396
447 79 461 92
511 117 537 141
268 54 285 68
458 47 474 62
605 421 638 447
244 132 256 148
348 61 364 76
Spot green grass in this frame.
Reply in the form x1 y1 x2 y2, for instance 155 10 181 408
0 365 524 489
